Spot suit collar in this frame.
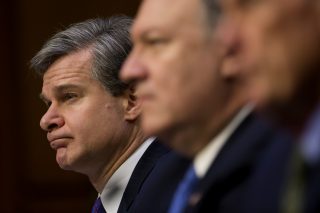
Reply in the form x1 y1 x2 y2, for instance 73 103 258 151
118 139 170 212
101 138 153 213
189 113 275 209
194 105 253 178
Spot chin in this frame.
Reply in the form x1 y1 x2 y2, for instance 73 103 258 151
56 157 72 171
58 163 72 170
56 151 75 171
57 158 86 174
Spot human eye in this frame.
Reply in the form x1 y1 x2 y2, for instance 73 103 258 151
143 33 169 47
145 37 166 45
61 92 78 103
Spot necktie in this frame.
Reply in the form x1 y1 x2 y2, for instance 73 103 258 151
91 197 106 213
169 165 199 213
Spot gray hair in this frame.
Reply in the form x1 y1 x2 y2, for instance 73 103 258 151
30 16 133 96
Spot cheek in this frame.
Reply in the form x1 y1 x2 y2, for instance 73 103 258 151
171 60 215 114
71 103 124 139
243 22 265 63
152 54 186 99
74 112 125 157
151 40 212 110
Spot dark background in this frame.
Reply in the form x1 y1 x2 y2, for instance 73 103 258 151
0 0 141 212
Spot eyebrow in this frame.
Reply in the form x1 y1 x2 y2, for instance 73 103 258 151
39 83 82 102
132 26 159 40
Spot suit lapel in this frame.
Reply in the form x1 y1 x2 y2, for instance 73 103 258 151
118 139 169 212
187 113 275 211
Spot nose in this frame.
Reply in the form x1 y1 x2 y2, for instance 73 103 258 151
120 51 148 83
40 105 65 132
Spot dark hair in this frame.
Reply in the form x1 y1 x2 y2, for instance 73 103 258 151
30 16 132 96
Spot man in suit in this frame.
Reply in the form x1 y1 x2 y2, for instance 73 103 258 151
120 0 290 212
217 0 320 212
30 16 185 213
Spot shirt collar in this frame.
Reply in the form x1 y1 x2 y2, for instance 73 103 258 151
193 104 253 178
100 137 154 213
300 104 320 165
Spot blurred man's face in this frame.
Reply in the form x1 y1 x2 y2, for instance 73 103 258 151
221 0 320 110
40 50 130 175
121 0 225 156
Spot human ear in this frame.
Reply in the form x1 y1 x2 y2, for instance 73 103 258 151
123 85 142 121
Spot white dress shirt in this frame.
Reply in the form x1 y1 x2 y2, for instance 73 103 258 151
193 105 253 178
100 137 154 213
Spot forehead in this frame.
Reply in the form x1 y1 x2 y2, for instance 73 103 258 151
222 0 301 12
43 50 94 85
133 0 206 35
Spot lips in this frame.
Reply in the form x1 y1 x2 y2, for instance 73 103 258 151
47 134 72 150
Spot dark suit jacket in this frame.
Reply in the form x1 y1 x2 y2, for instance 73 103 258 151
117 139 191 213
240 128 320 213
239 129 293 213
184 113 293 213
304 161 320 213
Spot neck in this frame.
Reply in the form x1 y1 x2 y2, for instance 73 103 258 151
89 125 145 193
162 91 247 158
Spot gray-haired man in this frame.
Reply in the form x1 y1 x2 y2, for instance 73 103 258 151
30 16 174 213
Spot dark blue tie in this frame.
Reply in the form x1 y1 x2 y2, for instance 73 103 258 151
169 165 199 213
91 197 106 213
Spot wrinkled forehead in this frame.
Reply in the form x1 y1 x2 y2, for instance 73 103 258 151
132 0 207 35
42 51 93 85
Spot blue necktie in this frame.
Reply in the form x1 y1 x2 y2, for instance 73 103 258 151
169 166 199 213
91 197 106 213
